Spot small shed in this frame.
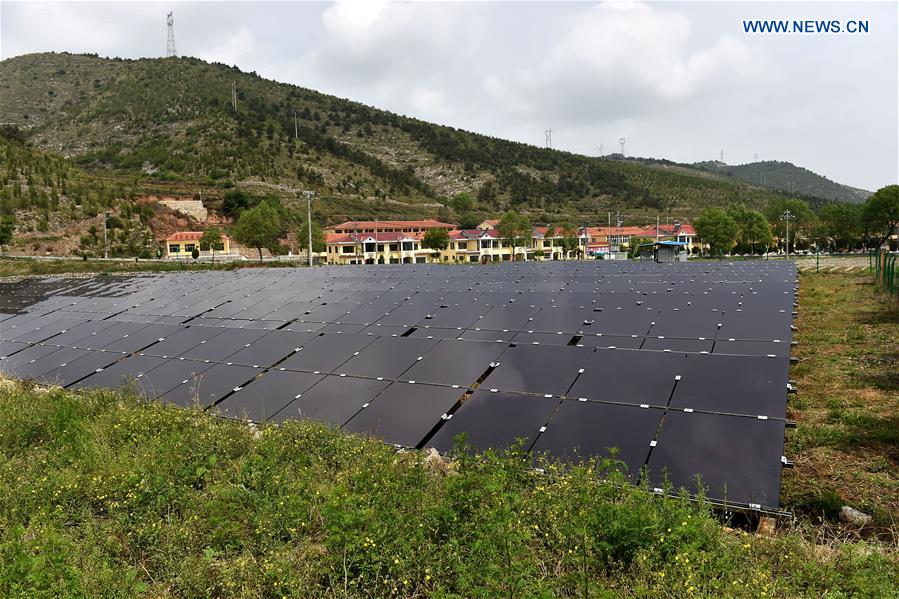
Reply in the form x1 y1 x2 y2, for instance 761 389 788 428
638 241 688 263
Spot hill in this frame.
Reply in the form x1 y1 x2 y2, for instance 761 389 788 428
692 160 871 204
0 52 862 252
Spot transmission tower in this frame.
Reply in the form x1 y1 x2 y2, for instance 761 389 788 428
166 12 177 57
544 129 553 149
619 137 626 156
720 149 724 162
598 144 603 156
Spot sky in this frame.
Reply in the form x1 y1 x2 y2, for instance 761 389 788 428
1 0 897 191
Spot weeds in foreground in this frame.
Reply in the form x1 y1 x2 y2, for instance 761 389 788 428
0 379 897 597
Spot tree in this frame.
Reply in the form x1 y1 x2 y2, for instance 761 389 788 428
0 215 15 253
199 227 223 263
727 205 772 254
450 192 474 214
694 207 739 256
862 185 899 248
819 203 861 250
422 228 450 261
436 204 452 223
222 190 254 219
297 220 325 254
557 224 580 259
765 198 815 248
497 211 532 261
457 212 480 229
233 202 282 262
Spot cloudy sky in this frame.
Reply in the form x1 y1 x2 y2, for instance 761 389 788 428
2 0 897 191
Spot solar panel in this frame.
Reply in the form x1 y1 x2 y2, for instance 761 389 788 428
402 340 501 385
568 349 685 406
532 401 663 478
646 411 784 509
426 390 559 453
272 374 390 426
215 370 325 421
343 381 463 447
2 261 795 511
178 328 268 362
71 355 168 391
225 330 319 367
278 333 376 373
338 337 439 379
668 353 788 417
481 344 592 397
161 363 260 408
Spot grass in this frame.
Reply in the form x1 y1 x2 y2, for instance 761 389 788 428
1 379 897 598
0 258 306 278
783 272 899 535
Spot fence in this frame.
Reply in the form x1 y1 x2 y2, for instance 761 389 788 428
872 249 898 298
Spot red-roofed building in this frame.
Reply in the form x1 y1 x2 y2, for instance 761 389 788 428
325 220 455 235
164 231 232 259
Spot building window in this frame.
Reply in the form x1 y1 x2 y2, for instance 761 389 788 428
184 244 195 252
389 243 398 251
364 242 376 253
213 242 225 251
377 244 385 252
169 244 180 253
342 246 354 254
401 241 414 251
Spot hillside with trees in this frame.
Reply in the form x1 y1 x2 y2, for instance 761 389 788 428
692 160 872 204
0 52 886 257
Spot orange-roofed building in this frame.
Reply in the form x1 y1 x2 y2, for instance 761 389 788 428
164 231 231 258
325 220 455 235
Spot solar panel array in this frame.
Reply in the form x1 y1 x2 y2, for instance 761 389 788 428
0 261 796 511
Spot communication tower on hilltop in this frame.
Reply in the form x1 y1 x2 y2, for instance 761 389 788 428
619 137 626 156
544 129 553 149
166 12 177 57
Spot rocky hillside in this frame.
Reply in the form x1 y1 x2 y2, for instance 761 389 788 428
0 52 860 244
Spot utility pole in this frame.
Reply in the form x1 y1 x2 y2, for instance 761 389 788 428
781 209 794 258
103 210 109 259
231 81 237 112
305 191 314 267
294 111 298 139
656 215 660 242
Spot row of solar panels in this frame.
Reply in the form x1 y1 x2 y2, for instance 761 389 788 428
0 262 795 511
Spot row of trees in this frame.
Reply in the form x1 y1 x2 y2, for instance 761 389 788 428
694 185 899 255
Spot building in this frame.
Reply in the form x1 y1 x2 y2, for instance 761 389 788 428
638 241 689 263
325 220 455 235
639 222 699 253
323 219 698 265
164 231 231 259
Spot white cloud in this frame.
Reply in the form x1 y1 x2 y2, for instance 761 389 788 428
482 1 761 126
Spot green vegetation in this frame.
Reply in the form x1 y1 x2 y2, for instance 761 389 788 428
421 227 450 256
0 52 839 230
497 211 532 259
694 207 739 256
692 160 871 204
784 272 899 532
1 378 897 597
233 202 283 261
198 227 224 262
297 219 326 254
863 185 899 248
